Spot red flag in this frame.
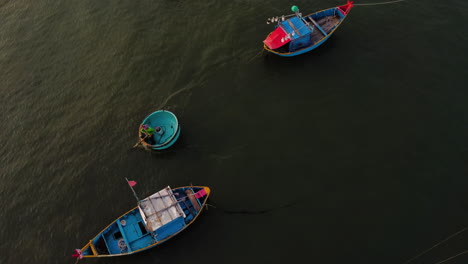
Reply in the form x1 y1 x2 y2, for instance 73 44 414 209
128 181 137 187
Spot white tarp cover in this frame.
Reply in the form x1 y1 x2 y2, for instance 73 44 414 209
138 186 185 232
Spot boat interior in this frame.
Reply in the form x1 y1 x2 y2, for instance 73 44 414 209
307 9 343 44
141 111 178 147
173 187 207 224
142 121 177 146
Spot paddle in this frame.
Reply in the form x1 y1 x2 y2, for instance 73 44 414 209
133 134 148 148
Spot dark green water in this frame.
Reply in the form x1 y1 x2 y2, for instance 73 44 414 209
1 0 468 263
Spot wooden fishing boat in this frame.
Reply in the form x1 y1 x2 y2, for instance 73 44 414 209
138 110 181 150
263 1 354 57
73 184 210 259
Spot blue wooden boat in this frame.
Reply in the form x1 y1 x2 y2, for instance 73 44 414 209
138 110 180 150
74 185 211 258
263 1 354 57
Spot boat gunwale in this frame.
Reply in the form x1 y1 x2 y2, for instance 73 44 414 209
263 6 352 56
80 186 211 258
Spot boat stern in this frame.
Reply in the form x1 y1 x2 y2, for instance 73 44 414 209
80 240 98 258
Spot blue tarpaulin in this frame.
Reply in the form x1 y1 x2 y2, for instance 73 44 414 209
280 17 311 39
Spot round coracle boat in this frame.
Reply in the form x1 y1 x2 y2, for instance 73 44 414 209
138 110 180 150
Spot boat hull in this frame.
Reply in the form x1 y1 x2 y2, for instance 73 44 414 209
263 3 353 57
79 186 211 258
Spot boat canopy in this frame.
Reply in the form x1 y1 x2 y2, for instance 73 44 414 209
138 186 186 232
264 16 313 50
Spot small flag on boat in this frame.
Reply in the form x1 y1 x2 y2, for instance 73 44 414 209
194 189 207 199
72 249 83 259
128 180 137 187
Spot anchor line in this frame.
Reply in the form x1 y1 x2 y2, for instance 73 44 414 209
401 227 467 264
354 0 406 6
432 249 468 264
208 201 297 215
246 48 265 63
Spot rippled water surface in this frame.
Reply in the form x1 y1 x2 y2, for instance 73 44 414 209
1 0 468 263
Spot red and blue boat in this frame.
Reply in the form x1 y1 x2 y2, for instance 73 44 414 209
263 1 354 57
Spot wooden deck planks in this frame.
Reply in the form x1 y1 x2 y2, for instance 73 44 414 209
316 16 341 34
309 15 341 44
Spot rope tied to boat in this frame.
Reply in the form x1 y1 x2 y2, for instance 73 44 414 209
354 0 405 6
246 48 265 63
432 249 468 264
401 227 468 264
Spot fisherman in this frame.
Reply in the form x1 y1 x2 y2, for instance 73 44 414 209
140 125 164 145
140 124 156 145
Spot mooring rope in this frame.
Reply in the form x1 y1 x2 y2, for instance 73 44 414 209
207 200 297 215
354 0 406 6
246 48 265 63
432 248 468 264
402 227 467 264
